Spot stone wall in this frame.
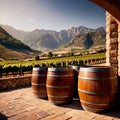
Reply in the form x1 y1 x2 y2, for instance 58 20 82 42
106 12 118 74
0 76 31 91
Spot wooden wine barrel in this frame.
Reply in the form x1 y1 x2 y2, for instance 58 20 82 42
46 66 74 105
78 66 118 112
31 67 48 98
72 65 80 98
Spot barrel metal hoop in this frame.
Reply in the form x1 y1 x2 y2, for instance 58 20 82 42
49 100 66 104
80 100 114 106
78 76 117 80
48 95 69 98
80 67 112 72
47 74 74 77
32 74 47 77
48 67 72 72
32 83 46 86
32 90 46 93
78 88 117 95
33 67 47 71
46 84 73 88
82 105 113 112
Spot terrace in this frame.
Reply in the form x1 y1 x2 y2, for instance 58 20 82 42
0 87 120 120
0 63 119 120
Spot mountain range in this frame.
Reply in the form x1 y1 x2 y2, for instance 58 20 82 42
1 25 106 51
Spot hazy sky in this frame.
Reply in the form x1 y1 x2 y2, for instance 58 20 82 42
0 0 105 31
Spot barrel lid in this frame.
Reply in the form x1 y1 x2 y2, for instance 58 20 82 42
48 66 72 71
71 65 80 70
79 66 113 72
33 67 48 71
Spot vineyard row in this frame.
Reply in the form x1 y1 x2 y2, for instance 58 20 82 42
0 54 106 78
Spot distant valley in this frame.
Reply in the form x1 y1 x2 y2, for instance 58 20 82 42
1 25 106 52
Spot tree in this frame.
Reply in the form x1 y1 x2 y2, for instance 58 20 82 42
35 55 40 60
47 52 53 58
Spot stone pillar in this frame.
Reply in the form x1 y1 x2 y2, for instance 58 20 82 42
118 25 120 76
106 12 118 74
117 22 120 106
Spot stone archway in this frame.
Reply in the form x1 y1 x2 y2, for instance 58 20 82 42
90 0 120 76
